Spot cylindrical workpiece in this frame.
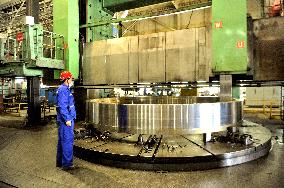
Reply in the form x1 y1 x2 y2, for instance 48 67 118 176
86 96 243 135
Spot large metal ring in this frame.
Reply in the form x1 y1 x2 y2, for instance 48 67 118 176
86 96 243 135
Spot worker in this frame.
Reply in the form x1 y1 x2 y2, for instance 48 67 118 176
56 71 76 170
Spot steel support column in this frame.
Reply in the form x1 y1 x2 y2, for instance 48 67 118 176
27 77 41 126
220 75 232 98
26 0 39 23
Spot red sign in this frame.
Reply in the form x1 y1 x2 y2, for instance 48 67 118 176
16 32 24 42
214 21 223 28
236 41 245 48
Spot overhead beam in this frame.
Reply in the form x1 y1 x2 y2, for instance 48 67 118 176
81 1 212 28
103 0 172 12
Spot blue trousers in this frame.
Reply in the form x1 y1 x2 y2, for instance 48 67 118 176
56 120 74 167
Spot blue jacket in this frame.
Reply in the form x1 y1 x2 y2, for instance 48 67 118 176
56 84 76 122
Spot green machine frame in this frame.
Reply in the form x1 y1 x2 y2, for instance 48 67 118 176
0 24 65 77
86 0 113 42
81 0 212 40
53 0 80 79
212 0 248 74
79 0 248 75
51 0 248 81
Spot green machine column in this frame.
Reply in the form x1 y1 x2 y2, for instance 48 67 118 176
212 0 248 74
87 0 113 42
53 0 79 78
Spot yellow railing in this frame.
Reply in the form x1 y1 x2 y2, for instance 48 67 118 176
244 99 283 119
0 101 56 118
0 102 28 117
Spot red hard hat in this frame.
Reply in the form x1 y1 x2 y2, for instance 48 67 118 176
60 71 72 80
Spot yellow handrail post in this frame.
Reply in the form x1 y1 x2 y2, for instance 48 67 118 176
263 102 265 114
270 101 273 119
18 103 20 117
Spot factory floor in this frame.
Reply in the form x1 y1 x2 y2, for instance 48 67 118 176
0 112 284 188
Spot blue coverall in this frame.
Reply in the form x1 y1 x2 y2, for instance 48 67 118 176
56 84 76 167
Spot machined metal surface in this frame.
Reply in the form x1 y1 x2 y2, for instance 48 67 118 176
83 28 211 85
139 32 166 82
74 120 271 171
86 96 242 135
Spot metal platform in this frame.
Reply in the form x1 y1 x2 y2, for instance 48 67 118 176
74 120 271 171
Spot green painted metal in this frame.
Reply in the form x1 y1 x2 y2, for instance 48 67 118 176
212 0 248 74
87 0 113 42
54 70 61 80
53 0 79 78
26 24 65 69
232 87 241 99
0 24 64 77
103 0 172 12
24 24 44 60
28 58 64 69
0 25 64 65
81 0 212 28
0 63 43 77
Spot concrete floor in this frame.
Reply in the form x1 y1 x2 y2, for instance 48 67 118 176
0 112 284 188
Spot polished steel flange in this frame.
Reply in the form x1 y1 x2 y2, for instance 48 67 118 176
76 96 271 171
86 96 243 135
